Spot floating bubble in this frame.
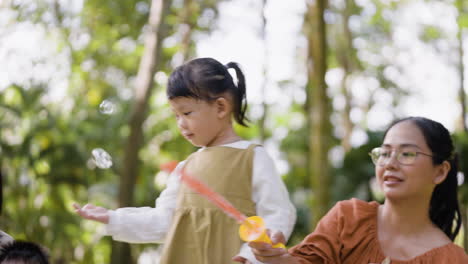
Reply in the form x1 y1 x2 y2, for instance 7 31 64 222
457 172 464 186
91 148 113 169
19 171 30 186
99 99 116 115
39 215 50 227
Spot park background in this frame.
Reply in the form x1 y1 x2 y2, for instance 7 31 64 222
1 0 468 263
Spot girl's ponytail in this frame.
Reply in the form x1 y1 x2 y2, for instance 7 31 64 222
226 62 248 127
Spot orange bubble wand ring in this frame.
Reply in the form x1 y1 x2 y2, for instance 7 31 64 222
160 161 285 248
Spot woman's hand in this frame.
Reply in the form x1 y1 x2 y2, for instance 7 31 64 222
249 242 289 263
248 230 300 264
73 203 110 224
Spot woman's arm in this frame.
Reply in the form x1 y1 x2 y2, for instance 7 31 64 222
250 201 348 264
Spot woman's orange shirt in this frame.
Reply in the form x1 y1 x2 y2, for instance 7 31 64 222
289 199 468 264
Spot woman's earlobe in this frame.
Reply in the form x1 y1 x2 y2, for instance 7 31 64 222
434 161 450 185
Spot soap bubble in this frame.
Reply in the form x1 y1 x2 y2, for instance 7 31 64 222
457 172 464 186
99 99 116 115
91 148 113 169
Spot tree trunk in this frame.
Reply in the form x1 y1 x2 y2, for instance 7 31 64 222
178 0 197 62
112 0 171 263
457 1 467 132
340 74 353 152
456 0 468 251
259 0 268 142
305 0 331 228
338 0 356 152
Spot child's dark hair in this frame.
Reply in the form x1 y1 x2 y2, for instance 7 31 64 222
0 240 49 264
384 116 462 241
167 57 249 126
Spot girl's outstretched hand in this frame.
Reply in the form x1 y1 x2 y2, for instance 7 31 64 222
73 203 110 224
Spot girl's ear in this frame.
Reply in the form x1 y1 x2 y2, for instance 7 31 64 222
215 97 231 119
433 160 450 185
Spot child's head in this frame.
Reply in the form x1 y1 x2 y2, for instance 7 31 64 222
167 57 248 126
167 58 248 147
0 241 49 264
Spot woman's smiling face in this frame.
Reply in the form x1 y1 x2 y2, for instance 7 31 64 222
376 120 442 201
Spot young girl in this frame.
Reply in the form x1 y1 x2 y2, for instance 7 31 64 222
248 117 468 263
74 57 296 264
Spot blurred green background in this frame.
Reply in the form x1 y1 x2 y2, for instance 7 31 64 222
1 0 468 263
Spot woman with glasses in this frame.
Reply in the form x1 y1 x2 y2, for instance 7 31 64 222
247 117 467 263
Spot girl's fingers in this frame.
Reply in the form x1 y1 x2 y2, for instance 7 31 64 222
72 203 81 210
73 203 91 218
270 231 286 245
82 203 94 210
73 203 109 223
248 241 271 249
249 242 287 257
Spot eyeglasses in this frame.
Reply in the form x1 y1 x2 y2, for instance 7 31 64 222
369 147 435 166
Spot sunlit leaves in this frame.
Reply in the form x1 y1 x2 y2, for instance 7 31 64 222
420 25 442 42
458 13 468 28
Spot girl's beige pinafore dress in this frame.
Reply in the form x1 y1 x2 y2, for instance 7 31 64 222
160 144 258 264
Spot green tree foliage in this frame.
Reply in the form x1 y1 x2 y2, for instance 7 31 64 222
1 84 115 263
1 0 225 262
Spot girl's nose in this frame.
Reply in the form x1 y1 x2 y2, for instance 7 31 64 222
177 117 187 129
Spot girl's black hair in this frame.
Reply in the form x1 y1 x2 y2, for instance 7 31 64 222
384 116 462 241
0 240 50 264
166 57 249 126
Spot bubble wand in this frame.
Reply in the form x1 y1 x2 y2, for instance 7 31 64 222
160 161 285 248
181 170 285 248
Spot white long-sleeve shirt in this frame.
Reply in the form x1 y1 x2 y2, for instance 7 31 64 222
106 140 296 263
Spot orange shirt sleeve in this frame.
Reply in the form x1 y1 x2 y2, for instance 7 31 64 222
288 199 379 264
288 202 344 264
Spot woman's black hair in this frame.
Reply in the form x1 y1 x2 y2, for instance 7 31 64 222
0 240 50 264
166 57 249 126
384 116 462 241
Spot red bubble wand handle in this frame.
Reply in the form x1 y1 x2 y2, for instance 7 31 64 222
176 166 284 248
